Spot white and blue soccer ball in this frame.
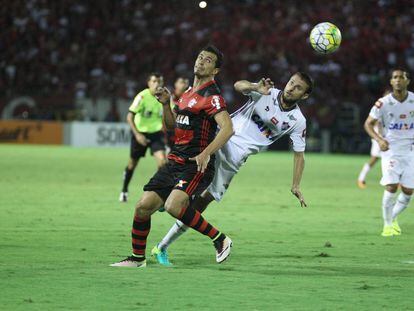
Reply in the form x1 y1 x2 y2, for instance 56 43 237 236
309 22 342 54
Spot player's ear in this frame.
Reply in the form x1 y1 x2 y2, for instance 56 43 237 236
301 93 310 100
213 67 220 75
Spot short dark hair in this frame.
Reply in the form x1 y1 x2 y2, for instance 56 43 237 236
391 69 410 80
175 76 189 82
200 45 224 69
295 71 314 95
147 72 163 82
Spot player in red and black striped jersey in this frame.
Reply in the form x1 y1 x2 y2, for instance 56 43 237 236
111 45 234 268
168 79 227 165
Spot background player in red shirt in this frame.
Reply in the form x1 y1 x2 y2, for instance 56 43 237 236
111 45 234 267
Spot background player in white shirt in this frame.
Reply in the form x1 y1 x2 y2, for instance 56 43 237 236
357 122 382 189
364 69 413 237
151 72 313 266
358 90 391 189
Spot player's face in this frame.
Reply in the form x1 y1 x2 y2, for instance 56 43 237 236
282 74 310 104
174 78 189 96
194 51 219 78
390 70 409 92
147 76 163 94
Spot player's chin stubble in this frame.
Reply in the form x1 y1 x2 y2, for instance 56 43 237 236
282 93 298 106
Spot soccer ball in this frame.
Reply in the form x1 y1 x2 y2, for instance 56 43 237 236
309 22 342 54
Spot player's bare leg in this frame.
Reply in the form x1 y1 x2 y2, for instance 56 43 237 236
157 190 214 251
111 191 164 267
161 189 231 263
391 186 413 235
119 157 139 202
153 150 167 168
358 156 379 189
381 183 399 236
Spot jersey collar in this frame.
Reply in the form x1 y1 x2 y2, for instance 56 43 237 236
190 80 216 93
278 92 297 112
391 92 409 103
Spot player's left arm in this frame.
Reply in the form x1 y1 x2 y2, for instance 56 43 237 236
291 151 307 208
190 110 234 172
290 121 307 207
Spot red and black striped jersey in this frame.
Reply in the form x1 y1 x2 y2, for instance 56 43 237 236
168 80 227 164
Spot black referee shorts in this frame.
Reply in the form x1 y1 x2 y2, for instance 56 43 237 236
130 131 166 159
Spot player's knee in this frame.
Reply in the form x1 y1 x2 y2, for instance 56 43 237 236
163 199 177 214
401 186 413 196
385 184 398 193
128 158 138 169
135 198 153 216
164 196 188 216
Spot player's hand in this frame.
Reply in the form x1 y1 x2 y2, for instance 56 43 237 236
135 133 148 146
155 87 171 105
291 187 307 208
189 152 211 173
378 138 389 151
256 78 274 95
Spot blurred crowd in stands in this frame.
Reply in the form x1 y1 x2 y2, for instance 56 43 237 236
1 0 414 151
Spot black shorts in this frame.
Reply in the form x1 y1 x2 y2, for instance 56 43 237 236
143 160 214 202
130 131 166 159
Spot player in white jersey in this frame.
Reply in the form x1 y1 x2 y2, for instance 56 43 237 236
151 72 313 265
364 69 413 237
358 90 391 189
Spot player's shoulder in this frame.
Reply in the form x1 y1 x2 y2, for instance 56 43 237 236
375 93 391 108
138 88 150 97
270 87 281 98
196 81 222 98
408 91 414 101
293 107 306 125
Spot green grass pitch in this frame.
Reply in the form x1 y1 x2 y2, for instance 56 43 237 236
1 145 413 310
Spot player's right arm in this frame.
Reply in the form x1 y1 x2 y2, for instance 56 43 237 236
234 78 274 95
364 101 388 151
127 94 148 146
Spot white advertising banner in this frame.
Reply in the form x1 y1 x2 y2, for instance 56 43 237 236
66 122 131 147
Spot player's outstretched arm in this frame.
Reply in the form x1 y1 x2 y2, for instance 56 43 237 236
189 111 234 172
291 151 307 208
156 87 176 130
364 116 389 151
234 78 274 95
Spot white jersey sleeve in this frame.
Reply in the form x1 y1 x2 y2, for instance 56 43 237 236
289 119 306 152
368 100 384 120
243 90 263 102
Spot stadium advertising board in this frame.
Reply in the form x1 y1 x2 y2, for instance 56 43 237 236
0 120 63 144
66 122 131 147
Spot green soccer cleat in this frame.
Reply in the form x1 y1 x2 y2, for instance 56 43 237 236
381 225 394 237
151 245 172 267
392 219 402 235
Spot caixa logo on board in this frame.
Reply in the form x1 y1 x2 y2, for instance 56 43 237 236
97 126 131 144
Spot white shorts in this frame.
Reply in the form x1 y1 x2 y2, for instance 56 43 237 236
370 139 381 158
207 140 248 201
380 151 414 188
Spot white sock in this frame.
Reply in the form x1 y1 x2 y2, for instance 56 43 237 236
392 193 412 219
382 190 397 226
358 163 371 181
158 220 189 251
